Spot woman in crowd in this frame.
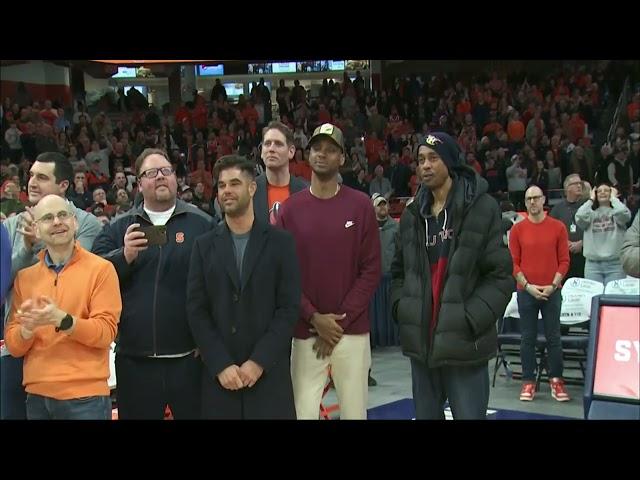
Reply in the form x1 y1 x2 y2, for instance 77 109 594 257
575 182 632 285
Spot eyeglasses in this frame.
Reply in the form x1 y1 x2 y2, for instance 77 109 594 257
525 195 544 202
139 167 174 179
36 210 74 224
567 181 582 187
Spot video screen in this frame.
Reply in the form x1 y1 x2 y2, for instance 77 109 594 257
593 305 640 402
345 60 370 71
248 63 273 74
297 61 330 73
224 83 245 103
329 60 345 71
198 64 224 76
112 67 137 78
272 62 297 74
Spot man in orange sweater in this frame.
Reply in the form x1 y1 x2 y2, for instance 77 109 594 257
5 194 121 420
509 185 571 404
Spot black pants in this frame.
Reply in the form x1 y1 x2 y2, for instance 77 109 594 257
517 289 563 382
369 273 399 347
115 353 202 419
0 355 26 419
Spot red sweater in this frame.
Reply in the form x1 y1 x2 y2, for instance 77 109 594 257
509 216 570 289
277 186 381 339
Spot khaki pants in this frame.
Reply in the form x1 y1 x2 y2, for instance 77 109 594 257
291 334 371 420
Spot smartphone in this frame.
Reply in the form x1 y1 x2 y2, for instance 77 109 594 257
135 225 168 246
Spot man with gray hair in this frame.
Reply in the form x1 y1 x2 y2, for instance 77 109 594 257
550 173 587 279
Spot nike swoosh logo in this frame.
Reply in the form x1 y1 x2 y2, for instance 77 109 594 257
345 221 355 228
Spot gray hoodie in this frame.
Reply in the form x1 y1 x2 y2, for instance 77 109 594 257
575 198 632 261
378 217 399 274
620 212 639 277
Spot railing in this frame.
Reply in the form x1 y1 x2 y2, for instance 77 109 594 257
607 76 632 145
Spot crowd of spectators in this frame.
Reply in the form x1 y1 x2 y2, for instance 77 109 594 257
2 63 639 223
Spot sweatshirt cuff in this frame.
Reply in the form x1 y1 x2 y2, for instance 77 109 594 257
6 328 35 357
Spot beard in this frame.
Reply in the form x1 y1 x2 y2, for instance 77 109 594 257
153 186 175 203
222 196 250 217
311 166 339 182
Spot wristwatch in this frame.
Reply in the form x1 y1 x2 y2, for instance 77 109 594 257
56 313 74 332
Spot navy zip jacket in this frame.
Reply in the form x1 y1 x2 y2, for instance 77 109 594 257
92 200 213 356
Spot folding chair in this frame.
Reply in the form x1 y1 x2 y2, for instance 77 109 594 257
319 367 339 420
492 316 548 388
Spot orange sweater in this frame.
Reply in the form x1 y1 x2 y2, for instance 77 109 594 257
5 243 121 400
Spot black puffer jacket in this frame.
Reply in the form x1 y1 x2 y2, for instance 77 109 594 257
390 166 514 367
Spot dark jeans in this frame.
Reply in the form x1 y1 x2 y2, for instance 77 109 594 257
369 273 399 347
115 352 201 419
26 393 111 420
517 289 563 382
410 359 490 420
0 355 26 419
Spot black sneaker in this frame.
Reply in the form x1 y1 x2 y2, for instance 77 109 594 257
368 375 377 387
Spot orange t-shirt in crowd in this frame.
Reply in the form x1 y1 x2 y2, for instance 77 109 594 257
218 134 234 155
318 109 331 124
175 106 190 125
507 120 525 142
456 100 471 116
267 183 291 224
410 175 420 196
191 169 214 200
291 161 312 182
40 109 57 126
365 137 386 167
192 104 208 130
242 105 259 124
569 117 586 143
483 121 502 136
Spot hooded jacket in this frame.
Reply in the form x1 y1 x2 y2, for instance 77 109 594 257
390 165 514 367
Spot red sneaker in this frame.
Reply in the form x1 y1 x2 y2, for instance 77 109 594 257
550 378 570 402
519 382 536 401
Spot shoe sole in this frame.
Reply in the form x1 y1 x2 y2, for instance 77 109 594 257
552 393 570 402
519 395 535 401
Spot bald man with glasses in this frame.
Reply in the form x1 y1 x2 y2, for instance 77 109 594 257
92 148 214 419
509 186 571 403
4 195 121 419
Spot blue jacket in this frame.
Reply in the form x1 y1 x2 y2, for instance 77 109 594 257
92 200 213 356
0 223 11 306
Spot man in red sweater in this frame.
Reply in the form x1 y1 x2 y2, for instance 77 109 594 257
509 185 571 403
278 124 381 419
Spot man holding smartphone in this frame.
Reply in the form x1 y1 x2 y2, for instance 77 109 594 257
92 148 214 419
